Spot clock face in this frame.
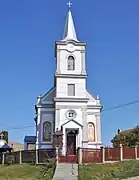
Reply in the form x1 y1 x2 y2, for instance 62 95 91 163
66 110 76 120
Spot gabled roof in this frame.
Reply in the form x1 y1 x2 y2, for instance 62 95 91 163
61 119 83 127
40 87 55 104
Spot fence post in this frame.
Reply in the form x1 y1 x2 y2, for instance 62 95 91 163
134 146 138 159
78 148 82 165
36 149 38 164
56 147 59 164
101 146 105 163
119 144 123 161
19 151 22 164
2 153 5 165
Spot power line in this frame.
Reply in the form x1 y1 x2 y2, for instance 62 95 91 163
2 100 139 131
1 125 35 131
102 100 139 112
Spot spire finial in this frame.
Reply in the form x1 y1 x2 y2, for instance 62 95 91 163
62 0 79 42
67 1 72 9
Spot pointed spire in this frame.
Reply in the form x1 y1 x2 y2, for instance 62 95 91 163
62 2 79 42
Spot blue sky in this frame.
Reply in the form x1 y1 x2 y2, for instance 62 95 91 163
0 0 139 145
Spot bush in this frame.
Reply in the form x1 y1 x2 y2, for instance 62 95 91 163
39 158 56 180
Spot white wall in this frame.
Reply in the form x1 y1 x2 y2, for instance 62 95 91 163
58 108 82 128
56 78 86 98
58 43 83 75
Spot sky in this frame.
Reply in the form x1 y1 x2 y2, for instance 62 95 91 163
0 0 139 145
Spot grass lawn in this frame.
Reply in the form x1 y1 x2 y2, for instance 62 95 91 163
0 164 54 180
79 160 139 180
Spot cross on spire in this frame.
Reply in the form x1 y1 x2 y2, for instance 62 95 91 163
67 1 72 9
63 0 78 41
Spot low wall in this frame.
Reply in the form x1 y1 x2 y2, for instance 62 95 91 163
78 146 139 164
0 148 56 164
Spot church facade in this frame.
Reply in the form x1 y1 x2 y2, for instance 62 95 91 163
34 8 103 155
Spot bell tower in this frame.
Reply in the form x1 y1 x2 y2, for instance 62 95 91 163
54 7 87 101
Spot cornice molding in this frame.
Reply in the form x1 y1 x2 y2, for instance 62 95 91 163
55 73 87 78
55 40 87 46
54 97 89 102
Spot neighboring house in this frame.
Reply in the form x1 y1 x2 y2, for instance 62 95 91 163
25 7 103 155
8 142 24 152
24 136 36 150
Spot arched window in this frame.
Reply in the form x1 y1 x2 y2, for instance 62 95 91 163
68 56 75 70
88 123 95 142
43 121 51 142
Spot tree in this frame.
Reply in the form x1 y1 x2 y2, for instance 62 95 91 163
111 125 139 147
0 131 8 143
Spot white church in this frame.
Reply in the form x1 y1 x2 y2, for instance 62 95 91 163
24 5 103 155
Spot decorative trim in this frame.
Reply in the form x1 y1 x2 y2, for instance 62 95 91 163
88 142 102 145
54 97 89 102
37 105 55 108
61 119 83 127
55 40 87 46
37 104 54 108
66 110 77 120
55 105 83 109
55 73 87 78
87 105 103 110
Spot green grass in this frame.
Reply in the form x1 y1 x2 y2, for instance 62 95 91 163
0 164 54 180
79 160 139 180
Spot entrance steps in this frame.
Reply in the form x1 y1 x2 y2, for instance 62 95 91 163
52 163 78 180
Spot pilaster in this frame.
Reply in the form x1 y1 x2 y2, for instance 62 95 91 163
56 49 61 73
119 144 123 161
96 114 101 143
135 146 138 159
82 107 88 148
81 49 86 74
36 109 41 150
55 108 60 131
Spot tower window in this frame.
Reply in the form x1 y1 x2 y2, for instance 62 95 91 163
67 84 75 96
68 56 75 70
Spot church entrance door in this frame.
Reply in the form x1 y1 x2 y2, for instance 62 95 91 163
67 131 76 155
58 130 78 163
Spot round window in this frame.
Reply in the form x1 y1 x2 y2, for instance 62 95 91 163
66 110 76 120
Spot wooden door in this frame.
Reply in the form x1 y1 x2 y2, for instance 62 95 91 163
67 131 76 155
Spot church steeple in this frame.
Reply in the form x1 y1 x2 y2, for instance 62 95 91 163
62 1 79 42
